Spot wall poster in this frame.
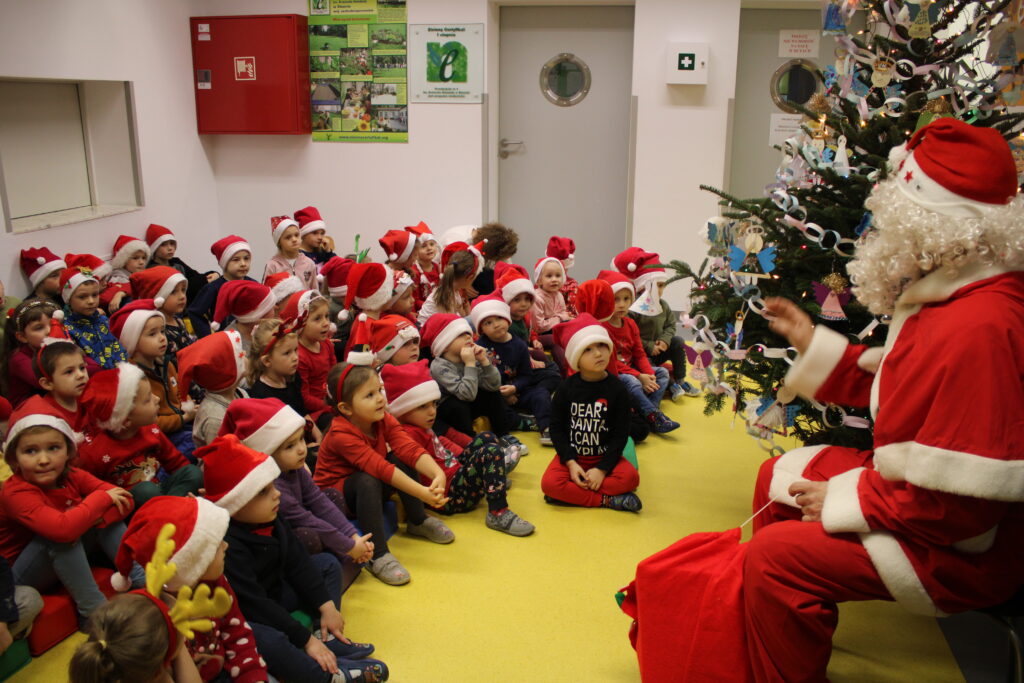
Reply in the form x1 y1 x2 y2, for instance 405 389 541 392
308 0 408 142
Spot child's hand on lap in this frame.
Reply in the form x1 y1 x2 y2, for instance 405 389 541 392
567 460 588 489
499 385 516 397
585 467 606 491
532 339 544 351
639 373 659 393
419 484 449 508
319 602 349 644
106 487 132 515
348 532 374 564
305 635 339 673
531 358 546 369
429 472 447 497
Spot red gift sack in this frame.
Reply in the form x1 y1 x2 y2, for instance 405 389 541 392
618 528 754 683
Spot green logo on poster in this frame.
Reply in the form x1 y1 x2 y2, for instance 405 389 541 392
427 42 468 82
678 53 696 71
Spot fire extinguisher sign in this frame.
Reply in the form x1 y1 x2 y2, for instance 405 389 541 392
234 57 256 81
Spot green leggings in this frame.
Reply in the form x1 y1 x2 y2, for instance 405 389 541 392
130 464 204 509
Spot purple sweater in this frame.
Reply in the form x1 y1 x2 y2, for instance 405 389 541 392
274 468 357 556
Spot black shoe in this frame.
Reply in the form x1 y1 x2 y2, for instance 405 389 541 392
603 492 643 512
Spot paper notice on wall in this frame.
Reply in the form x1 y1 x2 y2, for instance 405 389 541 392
778 30 819 58
769 113 803 148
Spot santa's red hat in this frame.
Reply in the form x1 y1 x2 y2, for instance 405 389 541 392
441 240 488 278
112 495 228 592
495 263 534 304
380 359 440 419
110 235 150 271
145 224 176 252
80 363 147 432
420 313 472 358
379 229 417 264
34 312 73 382
344 262 393 313
0 397 11 425
270 216 300 246
210 235 252 271
575 279 616 322
20 248 66 289
130 266 186 307
386 269 414 309
109 299 164 357
218 398 306 456
264 272 305 305
3 403 78 455
546 236 576 269
294 206 326 237
612 247 665 281
65 253 111 281
533 256 565 284
345 313 375 366
197 435 281 515
405 221 435 244
320 256 354 300
469 294 510 331
598 269 635 296
280 289 324 324
211 280 274 331
59 264 99 299
176 330 247 400
369 314 420 363
554 313 613 372
887 117 1018 218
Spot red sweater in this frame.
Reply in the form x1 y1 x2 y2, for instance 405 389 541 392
603 317 655 377
315 413 427 492
19 394 92 436
410 262 440 312
397 423 471 495
297 339 334 416
188 576 269 683
77 425 191 490
0 468 127 563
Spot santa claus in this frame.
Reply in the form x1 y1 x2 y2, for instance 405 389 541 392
750 117 1024 681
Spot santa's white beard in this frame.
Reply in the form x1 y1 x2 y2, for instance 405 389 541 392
848 179 1024 316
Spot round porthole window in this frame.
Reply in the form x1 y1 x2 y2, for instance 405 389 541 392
540 53 591 107
770 58 823 114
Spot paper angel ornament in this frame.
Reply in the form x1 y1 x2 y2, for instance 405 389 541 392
812 273 852 321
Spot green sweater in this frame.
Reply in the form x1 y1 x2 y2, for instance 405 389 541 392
629 298 676 356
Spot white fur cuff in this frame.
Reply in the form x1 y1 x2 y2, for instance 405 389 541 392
785 325 849 400
820 467 870 533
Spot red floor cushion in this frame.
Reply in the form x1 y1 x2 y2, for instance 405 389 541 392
28 567 115 656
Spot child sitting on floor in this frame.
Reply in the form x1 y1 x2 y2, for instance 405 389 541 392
530 255 573 372
1 299 60 407
495 264 548 367
146 223 218 302
103 234 150 313
78 363 203 507
248 318 322 446
546 236 579 316
130 265 198 361
382 361 534 536
283 291 335 432
188 235 256 338
0 406 144 619
21 338 91 434
541 315 642 512
295 206 337 266
177 330 248 448
369 315 420 367
416 242 485 324
19 247 65 305
60 263 129 370
263 216 318 291
405 222 439 312
470 223 519 297
202 435 387 682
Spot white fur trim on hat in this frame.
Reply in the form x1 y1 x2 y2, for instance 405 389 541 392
564 324 613 372
533 257 565 283
117 308 165 357
98 363 147 432
346 350 376 366
218 241 252 270
388 379 441 419
270 276 304 304
111 240 150 270
386 272 414 308
388 235 416 264
298 219 326 237
608 279 635 296
500 278 535 305
329 283 348 299
272 218 300 246
63 271 98 297
149 232 175 253
235 291 276 324
224 330 248 386
29 259 66 288
377 325 420 363
354 265 394 312
2 414 77 455
165 498 230 590
242 404 306 455
430 317 473 358
154 272 187 309
891 146 997 218
215 457 282 515
470 299 511 332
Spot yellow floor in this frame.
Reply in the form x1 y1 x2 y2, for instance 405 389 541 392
11 398 963 682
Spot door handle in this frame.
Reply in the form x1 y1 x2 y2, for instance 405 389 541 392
499 138 524 158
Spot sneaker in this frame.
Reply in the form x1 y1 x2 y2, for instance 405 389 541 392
367 553 410 586
485 509 535 536
539 428 553 446
312 630 375 658
501 434 528 457
406 516 455 544
504 445 521 473
332 657 389 682
603 492 643 512
669 382 685 402
681 381 702 397
647 411 680 434
516 414 539 432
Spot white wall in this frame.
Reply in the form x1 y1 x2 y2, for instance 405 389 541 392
0 0 222 293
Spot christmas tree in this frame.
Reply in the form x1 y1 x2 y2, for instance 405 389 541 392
668 0 1024 452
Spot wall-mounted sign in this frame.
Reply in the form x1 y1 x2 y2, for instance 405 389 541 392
409 24 484 103
778 29 819 58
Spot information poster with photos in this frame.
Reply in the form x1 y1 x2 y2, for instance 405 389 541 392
308 0 408 142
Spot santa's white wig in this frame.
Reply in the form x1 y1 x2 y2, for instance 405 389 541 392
848 177 1024 316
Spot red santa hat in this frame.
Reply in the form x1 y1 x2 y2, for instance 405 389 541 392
210 235 252 270
420 313 472 358
65 253 112 282
59 264 99 299
2 403 78 455
111 495 229 592
145 224 176 252
218 398 306 456
110 235 150 270
405 221 435 244
279 289 324 324
546 236 576 269
80 363 147 432
887 117 1018 218
320 256 354 300
264 272 305 305
494 263 535 304
130 266 186 307
554 313 613 372
598 269 635 296
613 247 666 281
380 359 440 419
575 279 616 322
294 206 326 237
332 313 376 404
344 262 393 313
176 330 247 400
109 299 164 357
0 396 10 425
211 280 274 331
440 240 488 278
385 269 414 309
270 215 300 246
20 248 66 289
33 312 73 382
467 239 488 277
379 229 417 264
197 435 281 515
533 256 565 283
370 314 420 363
469 294 511 331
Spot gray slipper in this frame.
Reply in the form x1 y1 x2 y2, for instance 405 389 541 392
486 509 535 537
406 516 455 544
367 552 410 585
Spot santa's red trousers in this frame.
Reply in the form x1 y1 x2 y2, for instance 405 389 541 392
744 456 893 683
540 455 639 507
